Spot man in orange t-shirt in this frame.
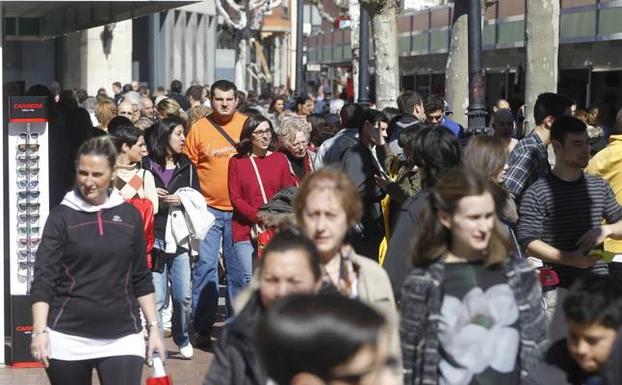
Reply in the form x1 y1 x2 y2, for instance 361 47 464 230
184 80 247 345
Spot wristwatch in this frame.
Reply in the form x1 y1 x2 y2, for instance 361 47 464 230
147 320 159 328
31 330 48 338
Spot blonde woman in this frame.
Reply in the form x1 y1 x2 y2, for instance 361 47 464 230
95 99 117 132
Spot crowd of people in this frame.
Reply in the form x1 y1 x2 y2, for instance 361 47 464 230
24 77 622 385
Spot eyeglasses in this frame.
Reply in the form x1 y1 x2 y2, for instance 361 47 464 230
17 179 39 190
18 213 40 223
17 155 39 166
18 226 40 235
18 191 40 200
253 129 272 137
17 167 40 177
17 248 37 259
18 202 40 211
17 143 40 153
18 237 41 247
19 133 39 141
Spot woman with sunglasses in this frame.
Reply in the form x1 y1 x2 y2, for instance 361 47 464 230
227 114 296 303
30 137 165 385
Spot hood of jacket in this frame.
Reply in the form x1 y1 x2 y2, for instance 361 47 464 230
61 188 125 212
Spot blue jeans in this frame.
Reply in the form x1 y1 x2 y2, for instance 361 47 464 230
231 240 254 301
152 239 192 348
192 207 235 332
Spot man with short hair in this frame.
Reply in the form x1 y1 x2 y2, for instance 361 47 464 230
341 109 389 260
387 91 425 159
112 81 122 103
168 79 191 110
313 103 364 169
184 80 247 345
142 96 155 121
423 94 464 140
131 80 139 91
117 99 137 123
186 85 205 110
518 116 622 332
525 274 622 385
503 92 574 203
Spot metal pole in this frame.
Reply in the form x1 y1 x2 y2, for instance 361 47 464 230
295 0 305 96
357 3 370 106
467 0 488 135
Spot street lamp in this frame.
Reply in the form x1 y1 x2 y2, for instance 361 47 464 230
295 0 305 96
357 3 370 106
467 0 488 135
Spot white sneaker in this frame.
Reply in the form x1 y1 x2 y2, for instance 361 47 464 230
179 343 194 359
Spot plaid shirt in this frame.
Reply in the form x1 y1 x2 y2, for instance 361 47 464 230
503 131 550 203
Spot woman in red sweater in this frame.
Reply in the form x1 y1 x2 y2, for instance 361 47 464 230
227 114 296 303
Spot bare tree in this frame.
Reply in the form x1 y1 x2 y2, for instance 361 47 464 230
215 0 282 91
525 0 559 132
350 0 361 101
360 0 399 109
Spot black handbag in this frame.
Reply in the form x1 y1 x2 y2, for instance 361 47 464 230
151 248 169 273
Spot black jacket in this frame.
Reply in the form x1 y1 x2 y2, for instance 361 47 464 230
383 189 430 301
524 339 600 385
203 292 266 385
342 142 386 260
142 154 201 240
31 195 153 339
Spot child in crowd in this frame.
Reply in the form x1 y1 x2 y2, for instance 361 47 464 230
525 274 622 385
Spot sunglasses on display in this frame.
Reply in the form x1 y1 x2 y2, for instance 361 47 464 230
17 248 37 259
18 213 40 223
17 260 35 271
17 179 39 190
18 226 40 236
19 133 39 142
17 167 40 177
17 143 40 154
17 155 40 166
18 191 40 200
18 202 40 211
18 237 41 247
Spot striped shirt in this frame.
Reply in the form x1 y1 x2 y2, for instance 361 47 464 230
518 173 622 287
503 131 550 203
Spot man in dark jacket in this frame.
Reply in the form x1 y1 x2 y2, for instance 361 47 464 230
383 124 461 300
388 91 426 159
341 109 389 261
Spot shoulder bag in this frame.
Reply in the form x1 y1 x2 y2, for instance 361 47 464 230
249 156 275 257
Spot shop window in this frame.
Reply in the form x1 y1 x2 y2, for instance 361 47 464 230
18 17 40 36
5 17 16 35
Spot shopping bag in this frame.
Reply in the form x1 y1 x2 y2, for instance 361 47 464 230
146 357 173 385
127 197 155 269
257 228 276 259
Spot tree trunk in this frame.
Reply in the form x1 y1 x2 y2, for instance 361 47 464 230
525 0 559 133
350 0 360 101
445 2 469 127
371 0 399 109
235 37 248 91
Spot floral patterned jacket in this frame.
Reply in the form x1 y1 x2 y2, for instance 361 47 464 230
399 257 548 385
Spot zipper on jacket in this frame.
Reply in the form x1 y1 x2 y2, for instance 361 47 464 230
97 210 104 236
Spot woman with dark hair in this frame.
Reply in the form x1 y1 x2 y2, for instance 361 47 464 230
256 294 400 385
203 230 323 385
295 94 314 117
30 137 165 385
268 96 286 130
227 115 296 302
143 116 201 359
110 124 158 213
400 167 547 385
384 124 462 299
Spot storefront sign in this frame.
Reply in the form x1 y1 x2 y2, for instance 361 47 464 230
9 96 48 123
